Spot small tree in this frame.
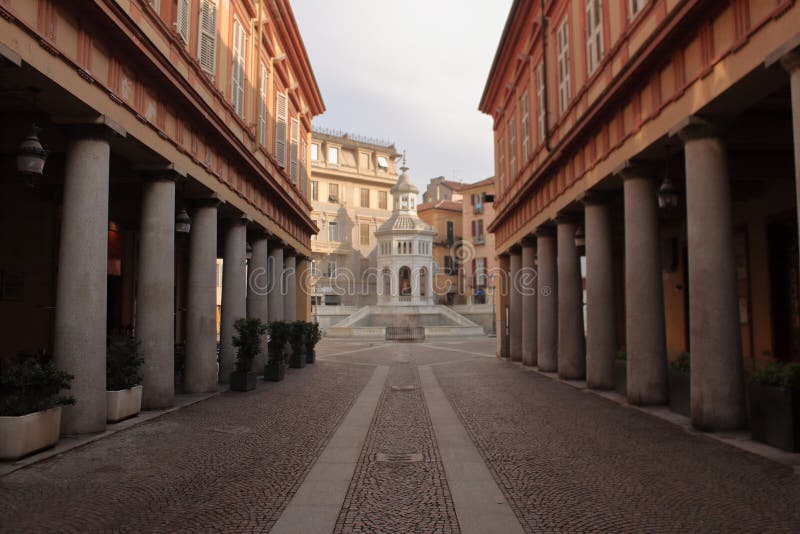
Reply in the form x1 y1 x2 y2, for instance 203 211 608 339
290 321 307 356
233 318 268 374
107 336 144 391
0 351 75 417
305 322 321 354
267 321 293 366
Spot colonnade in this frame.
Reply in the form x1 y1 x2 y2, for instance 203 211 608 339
51 118 307 434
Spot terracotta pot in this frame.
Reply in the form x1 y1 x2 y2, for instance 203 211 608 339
106 385 143 423
0 406 62 461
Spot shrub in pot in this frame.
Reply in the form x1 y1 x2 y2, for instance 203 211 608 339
749 362 800 452
614 349 627 397
266 321 292 382
289 321 307 369
230 318 267 392
668 352 690 417
305 322 321 364
106 336 144 423
0 351 74 460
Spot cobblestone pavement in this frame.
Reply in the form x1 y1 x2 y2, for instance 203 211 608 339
0 362 373 533
334 352 459 533
433 354 800 533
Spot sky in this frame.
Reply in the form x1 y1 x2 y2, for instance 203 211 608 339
292 0 513 194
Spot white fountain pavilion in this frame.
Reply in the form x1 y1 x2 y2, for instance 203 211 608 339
326 160 484 340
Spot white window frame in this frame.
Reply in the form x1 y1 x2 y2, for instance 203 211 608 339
557 17 571 115
275 92 287 167
327 260 337 278
289 117 299 184
310 143 319 161
230 17 246 118
328 221 339 243
520 91 530 163
176 0 190 44
377 155 389 171
536 62 546 143
197 0 217 75
300 139 307 195
311 180 318 201
628 0 646 20
258 62 267 145
497 136 505 192
586 0 604 76
508 116 516 178
328 146 339 166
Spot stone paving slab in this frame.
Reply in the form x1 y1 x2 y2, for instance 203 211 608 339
434 357 800 533
0 362 373 533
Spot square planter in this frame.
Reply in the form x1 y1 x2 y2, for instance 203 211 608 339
306 350 316 365
265 363 286 382
289 351 306 369
748 382 800 452
230 371 257 392
668 370 691 417
614 360 627 397
0 406 62 461
106 385 143 423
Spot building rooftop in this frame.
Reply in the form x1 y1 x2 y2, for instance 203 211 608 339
312 126 399 154
417 200 463 212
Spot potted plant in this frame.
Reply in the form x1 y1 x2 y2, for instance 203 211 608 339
668 352 690 417
265 321 292 382
0 351 74 460
230 318 267 392
614 349 627 396
749 361 800 452
305 322 321 364
289 321 307 369
106 336 144 423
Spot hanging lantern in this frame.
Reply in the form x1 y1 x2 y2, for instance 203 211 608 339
17 125 47 186
175 208 192 234
657 177 679 209
246 241 253 260
574 224 586 249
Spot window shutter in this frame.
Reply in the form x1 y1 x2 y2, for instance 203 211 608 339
290 118 299 183
258 63 267 145
177 0 190 44
198 0 217 75
300 139 307 195
275 92 287 167
230 19 246 117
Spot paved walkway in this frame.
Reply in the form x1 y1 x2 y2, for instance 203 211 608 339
1 338 799 533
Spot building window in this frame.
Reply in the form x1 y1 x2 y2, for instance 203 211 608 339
508 117 516 178
328 183 339 203
290 118 299 184
628 0 646 19
231 17 247 118
328 146 339 165
536 63 545 143
327 260 336 278
497 136 505 192
557 17 571 114
472 220 485 244
311 180 319 201
360 188 370 208
177 0 190 44
197 0 217 74
377 155 389 171
311 219 318 238
472 193 483 214
275 92 287 167
446 221 454 245
258 62 267 145
378 191 388 210
328 221 339 242
520 92 530 163
444 256 454 275
360 223 370 246
475 258 487 287
586 0 604 75
311 143 319 161
311 260 318 276
300 139 307 195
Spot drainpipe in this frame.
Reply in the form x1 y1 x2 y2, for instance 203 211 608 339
540 0 553 152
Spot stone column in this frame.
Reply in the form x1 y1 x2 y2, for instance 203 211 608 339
536 228 558 372
137 174 176 410
620 163 667 405
780 52 800 262
521 239 537 366
556 217 585 380
54 119 123 434
674 117 745 430
284 251 297 321
508 249 522 362
185 200 219 393
247 233 269 371
219 217 248 383
268 243 285 321
496 254 510 358
584 196 616 389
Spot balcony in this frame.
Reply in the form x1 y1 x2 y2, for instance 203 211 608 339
473 205 484 215
474 236 485 245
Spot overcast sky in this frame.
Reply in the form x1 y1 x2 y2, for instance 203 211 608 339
293 1 512 193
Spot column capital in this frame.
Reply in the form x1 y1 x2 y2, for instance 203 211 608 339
521 236 537 248
534 225 556 238
578 190 612 206
508 244 522 255
554 211 581 224
54 115 126 140
613 160 653 181
780 50 800 73
135 163 187 183
284 248 298 258
668 116 720 143
190 195 223 209
764 33 800 70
